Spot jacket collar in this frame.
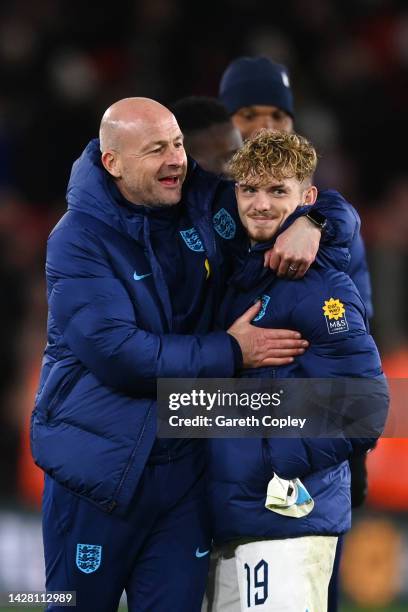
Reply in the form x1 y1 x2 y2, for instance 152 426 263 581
66 141 221 239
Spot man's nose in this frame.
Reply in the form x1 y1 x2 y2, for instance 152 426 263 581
253 192 273 212
167 145 186 166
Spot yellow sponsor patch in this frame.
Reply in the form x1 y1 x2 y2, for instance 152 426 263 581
322 298 345 320
322 298 348 334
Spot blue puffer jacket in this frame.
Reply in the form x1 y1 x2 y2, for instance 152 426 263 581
207 215 388 543
31 140 360 517
31 140 243 516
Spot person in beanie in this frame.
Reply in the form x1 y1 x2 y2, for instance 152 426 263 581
219 56 294 138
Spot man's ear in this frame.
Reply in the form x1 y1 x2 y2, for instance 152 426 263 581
303 185 318 205
101 151 122 178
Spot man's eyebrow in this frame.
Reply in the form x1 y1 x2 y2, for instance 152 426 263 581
237 181 258 188
141 133 184 152
237 180 287 189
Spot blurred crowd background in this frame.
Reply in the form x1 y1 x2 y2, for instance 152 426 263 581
0 0 407 609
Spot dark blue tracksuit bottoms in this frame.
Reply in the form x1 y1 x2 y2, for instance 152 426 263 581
42 446 211 611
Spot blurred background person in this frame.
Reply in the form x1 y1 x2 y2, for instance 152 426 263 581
219 56 294 137
171 96 242 176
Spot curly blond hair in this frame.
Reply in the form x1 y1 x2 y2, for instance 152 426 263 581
228 129 317 185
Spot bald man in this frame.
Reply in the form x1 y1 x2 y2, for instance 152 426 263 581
32 98 359 612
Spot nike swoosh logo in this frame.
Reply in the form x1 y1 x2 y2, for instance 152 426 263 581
195 548 210 558
133 271 152 281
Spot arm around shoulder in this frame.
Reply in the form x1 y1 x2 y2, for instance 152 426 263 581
314 190 361 248
47 223 237 395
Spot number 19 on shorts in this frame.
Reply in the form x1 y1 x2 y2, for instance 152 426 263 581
244 560 269 607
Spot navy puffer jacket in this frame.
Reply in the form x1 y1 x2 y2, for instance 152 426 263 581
31 140 240 515
207 221 388 543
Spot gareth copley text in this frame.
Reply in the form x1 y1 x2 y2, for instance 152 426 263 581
168 414 307 429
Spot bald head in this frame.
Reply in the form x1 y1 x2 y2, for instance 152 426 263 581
99 97 187 207
99 97 175 152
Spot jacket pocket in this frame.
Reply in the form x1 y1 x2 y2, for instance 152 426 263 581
44 366 83 421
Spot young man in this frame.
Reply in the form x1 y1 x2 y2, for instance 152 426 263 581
171 96 243 176
219 57 374 611
218 55 373 319
32 98 358 611
206 130 388 612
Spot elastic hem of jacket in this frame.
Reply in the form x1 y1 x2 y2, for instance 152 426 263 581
216 530 348 556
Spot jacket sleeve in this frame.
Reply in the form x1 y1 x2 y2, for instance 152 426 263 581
289 281 389 463
348 231 374 318
47 224 237 395
314 189 361 248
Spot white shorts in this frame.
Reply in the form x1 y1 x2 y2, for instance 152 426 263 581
203 535 338 612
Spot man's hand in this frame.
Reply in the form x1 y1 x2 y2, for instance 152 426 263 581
263 216 322 279
227 302 308 368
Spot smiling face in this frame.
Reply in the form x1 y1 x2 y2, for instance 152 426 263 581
228 130 318 243
236 177 316 244
101 98 187 207
117 116 187 206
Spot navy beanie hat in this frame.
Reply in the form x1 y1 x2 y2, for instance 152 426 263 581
219 56 294 118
